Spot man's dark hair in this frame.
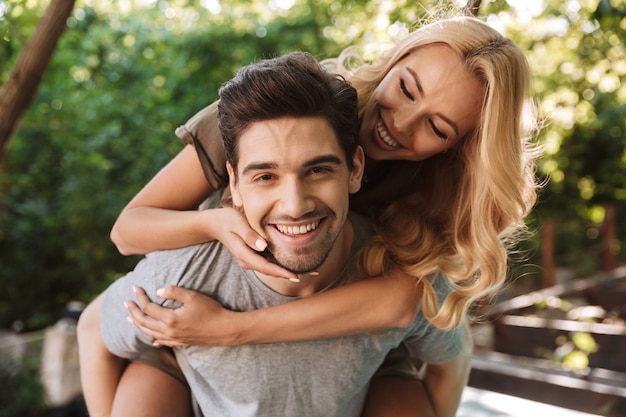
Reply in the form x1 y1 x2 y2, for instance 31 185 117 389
217 51 359 174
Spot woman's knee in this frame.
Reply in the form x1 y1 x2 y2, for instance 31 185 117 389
77 294 103 343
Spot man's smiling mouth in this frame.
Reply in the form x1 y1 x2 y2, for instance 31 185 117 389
275 220 321 235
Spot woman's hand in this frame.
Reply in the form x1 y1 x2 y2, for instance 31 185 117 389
125 286 243 347
209 207 299 281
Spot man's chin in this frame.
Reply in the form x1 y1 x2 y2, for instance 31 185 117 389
268 253 325 275
263 240 333 275
274 261 321 275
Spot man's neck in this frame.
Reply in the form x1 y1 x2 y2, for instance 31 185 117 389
254 219 354 298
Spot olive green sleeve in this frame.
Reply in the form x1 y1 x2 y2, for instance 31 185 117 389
175 101 229 191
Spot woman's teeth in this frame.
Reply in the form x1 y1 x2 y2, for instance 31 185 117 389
276 221 320 235
377 119 400 147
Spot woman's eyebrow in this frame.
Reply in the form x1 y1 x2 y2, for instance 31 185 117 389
406 67 460 136
406 67 424 96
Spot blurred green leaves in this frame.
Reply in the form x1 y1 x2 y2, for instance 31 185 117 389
0 0 439 330
1 0 625 329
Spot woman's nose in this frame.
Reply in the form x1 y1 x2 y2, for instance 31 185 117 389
393 106 421 135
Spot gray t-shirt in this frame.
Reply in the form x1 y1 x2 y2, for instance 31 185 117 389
101 212 463 417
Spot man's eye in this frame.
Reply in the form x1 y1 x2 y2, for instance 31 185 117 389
254 174 274 183
400 79 414 100
309 167 332 176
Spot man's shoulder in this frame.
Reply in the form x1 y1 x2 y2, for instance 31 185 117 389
144 240 230 270
348 210 373 236
346 211 373 258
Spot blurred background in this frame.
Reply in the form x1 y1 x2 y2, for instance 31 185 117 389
0 0 624 416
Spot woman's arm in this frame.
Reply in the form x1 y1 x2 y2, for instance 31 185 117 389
110 145 296 279
126 270 423 346
110 145 218 255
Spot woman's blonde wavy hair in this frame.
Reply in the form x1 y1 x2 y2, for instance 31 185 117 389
327 16 541 330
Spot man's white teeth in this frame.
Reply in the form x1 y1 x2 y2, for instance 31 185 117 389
276 221 320 235
377 119 400 147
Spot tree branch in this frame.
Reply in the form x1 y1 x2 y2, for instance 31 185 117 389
463 0 483 16
0 0 76 162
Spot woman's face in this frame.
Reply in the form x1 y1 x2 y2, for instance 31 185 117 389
359 43 485 161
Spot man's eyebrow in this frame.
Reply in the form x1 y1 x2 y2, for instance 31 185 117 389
406 67 460 137
241 162 277 176
304 155 344 168
241 154 344 176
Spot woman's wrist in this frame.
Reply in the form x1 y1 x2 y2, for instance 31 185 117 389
200 308 256 347
225 308 271 346
199 208 224 243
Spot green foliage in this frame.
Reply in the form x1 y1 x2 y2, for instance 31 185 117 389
488 0 626 274
0 0 451 330
1 0 626 329
530 296 602 372
0 0 46 79
0 354 46 417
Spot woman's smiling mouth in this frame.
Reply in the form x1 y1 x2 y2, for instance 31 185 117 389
376 118 401 148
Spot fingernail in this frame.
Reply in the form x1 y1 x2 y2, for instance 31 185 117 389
132 286 138 294
289 277 301 283
156 288 164 297
123 301 129 309
126 316 132 323
310 271 320 276
255 239 267 251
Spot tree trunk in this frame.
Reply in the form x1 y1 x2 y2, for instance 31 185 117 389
464 0 483 16
0 0 76 163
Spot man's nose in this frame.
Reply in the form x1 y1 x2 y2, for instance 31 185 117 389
277 179 315 218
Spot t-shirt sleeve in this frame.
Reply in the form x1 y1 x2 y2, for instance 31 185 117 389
373 342 425 380
404 273 465 364
175 101 229 191
100 250 193 359
372 274 465 380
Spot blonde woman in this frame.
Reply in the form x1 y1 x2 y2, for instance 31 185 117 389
78 15 539 417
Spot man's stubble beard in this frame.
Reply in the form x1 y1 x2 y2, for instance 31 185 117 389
262 240 336 274
262 211 344 274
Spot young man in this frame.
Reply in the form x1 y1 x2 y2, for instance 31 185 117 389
95 52 466 417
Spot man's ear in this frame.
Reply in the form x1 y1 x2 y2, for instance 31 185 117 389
227 162 243 207
349 146 365 194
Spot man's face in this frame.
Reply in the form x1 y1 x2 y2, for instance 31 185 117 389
228 116 363 274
